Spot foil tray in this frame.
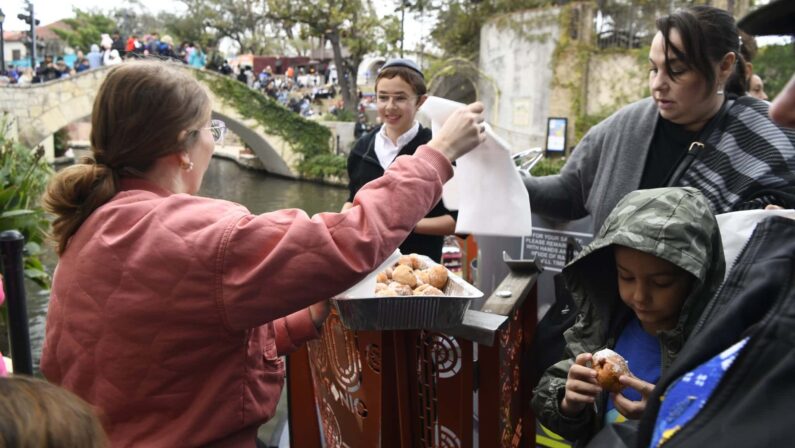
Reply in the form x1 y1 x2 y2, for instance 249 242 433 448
331 255 483 331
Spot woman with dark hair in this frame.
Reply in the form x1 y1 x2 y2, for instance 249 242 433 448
524 5 795 234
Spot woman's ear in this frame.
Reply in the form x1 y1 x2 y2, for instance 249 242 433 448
719 51 737 82
175 150 191 167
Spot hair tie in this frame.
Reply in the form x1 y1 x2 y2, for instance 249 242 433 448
90 153 118 170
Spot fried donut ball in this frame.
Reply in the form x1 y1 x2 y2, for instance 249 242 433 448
397 255 415 267
376 272 389 284
392 265 417 288
592 349 631 394
428 265 448 290
413 284 444 296
415 270 430 286
376 288 398 297
408 253 425 270
388 282 413 296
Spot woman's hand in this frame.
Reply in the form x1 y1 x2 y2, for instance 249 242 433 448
612 375 655 419
308 300 331 329
427 102 487 162
560 353 601 417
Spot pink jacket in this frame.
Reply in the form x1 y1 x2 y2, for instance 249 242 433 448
41 147 453 446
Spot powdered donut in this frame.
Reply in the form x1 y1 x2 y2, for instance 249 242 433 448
592 349 631 394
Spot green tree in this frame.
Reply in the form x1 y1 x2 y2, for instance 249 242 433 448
175 0 289 55
753 43 795 100
267 0 400 114
427 0 551 61
51 9 117 53
110 1 170 39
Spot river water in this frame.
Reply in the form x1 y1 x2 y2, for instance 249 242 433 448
23 157 348 371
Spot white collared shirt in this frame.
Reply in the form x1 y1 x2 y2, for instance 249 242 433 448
374 121 420 170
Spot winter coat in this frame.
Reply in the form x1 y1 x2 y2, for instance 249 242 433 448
532 187 726 446
634 215 795 447
40 146 454 447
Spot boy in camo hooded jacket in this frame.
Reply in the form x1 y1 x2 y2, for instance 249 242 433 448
532 187 725 446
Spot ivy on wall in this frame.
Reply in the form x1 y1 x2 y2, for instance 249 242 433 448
196 72 347 180
549 3 655 148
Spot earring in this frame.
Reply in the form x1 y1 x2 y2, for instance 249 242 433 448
182 161 194 172
717 89 724 95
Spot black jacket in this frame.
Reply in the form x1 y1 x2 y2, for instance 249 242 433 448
632 216 795 447
346 125 453 261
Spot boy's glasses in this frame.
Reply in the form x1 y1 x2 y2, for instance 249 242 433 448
204 119 227 144
376 94 416 106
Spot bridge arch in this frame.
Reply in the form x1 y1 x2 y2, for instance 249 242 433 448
0 64 317 178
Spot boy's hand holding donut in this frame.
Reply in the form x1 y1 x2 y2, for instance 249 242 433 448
560 353 601 417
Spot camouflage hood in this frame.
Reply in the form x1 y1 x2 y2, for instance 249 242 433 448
563 187 725 343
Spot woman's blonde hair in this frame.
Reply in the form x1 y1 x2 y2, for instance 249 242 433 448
0 375 107 447
42 60 211 254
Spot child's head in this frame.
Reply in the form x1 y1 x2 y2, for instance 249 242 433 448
613 245 695 333
563 187 725 335
375 59 427 135
0 375 107 447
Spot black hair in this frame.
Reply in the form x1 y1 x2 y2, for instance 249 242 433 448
656 6 746 97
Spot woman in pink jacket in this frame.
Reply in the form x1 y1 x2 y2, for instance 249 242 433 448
39 61 485 447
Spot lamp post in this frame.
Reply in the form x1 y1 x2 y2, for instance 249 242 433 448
0 8 5 75
399 1 405 58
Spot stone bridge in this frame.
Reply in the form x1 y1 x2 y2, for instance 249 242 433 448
0 64 311 178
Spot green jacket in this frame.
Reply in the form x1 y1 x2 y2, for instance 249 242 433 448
531 187 725 445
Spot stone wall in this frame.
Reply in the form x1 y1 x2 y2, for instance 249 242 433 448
479 7 561 152
479 2 595 153
0 69 104 149
585 52 647 117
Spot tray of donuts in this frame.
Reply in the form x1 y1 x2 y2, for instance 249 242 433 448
332 253 483 331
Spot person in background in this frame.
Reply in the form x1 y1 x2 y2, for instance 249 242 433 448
146 32 161 56
158 35 176 59
748 73 769 101
5 65 19 83
102 49 122 67
39 60 486 446
219 59 233 76
343 59 458 262
523 5 795 235
110 30 125 58
35 56 61 83
75 58 91 73
188 43 206 69
86 44 103 69
0 375 107 447
54 58 71 78
532 187 724 446
125 34 140 55
354 113 369 139
16 68 33 85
